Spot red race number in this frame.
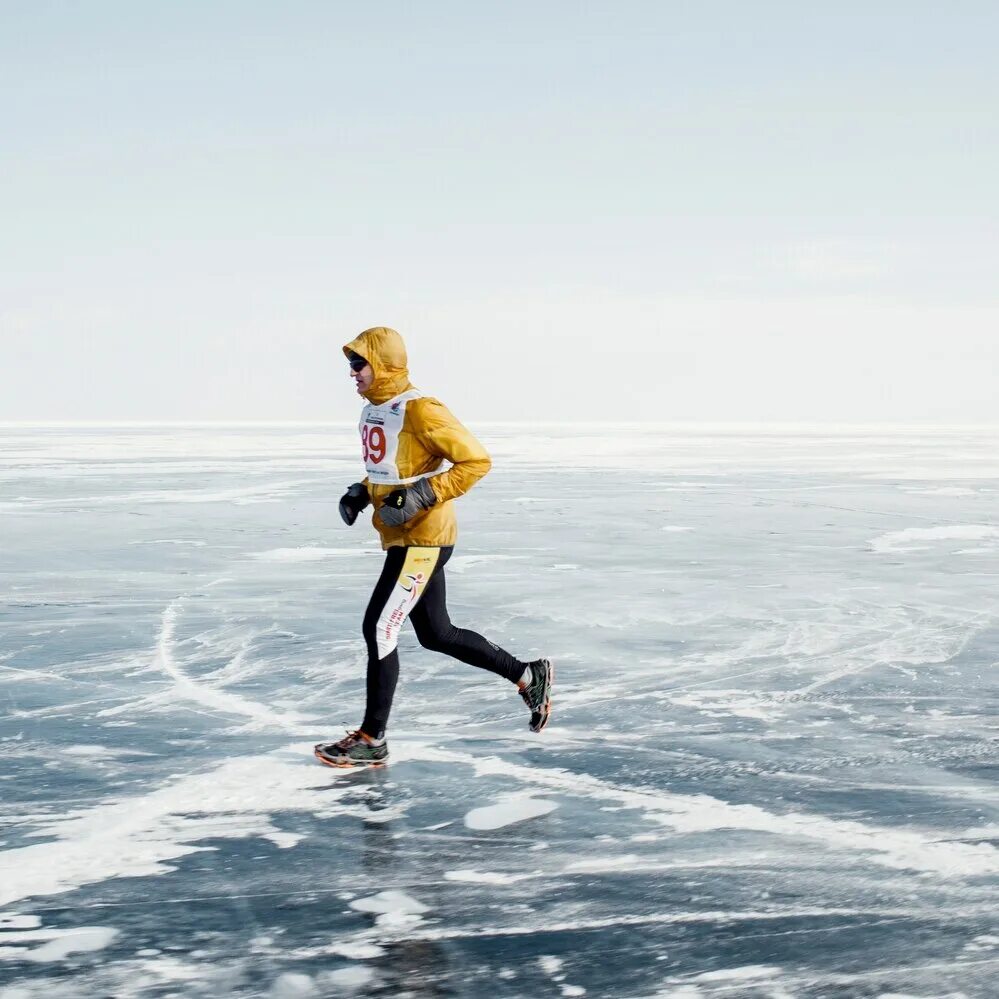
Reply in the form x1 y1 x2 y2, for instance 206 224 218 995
362 425 386 464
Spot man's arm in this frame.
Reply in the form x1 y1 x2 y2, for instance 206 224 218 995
414 398 491 503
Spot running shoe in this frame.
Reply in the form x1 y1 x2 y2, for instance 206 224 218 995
314 730 389 768
519 658 554 733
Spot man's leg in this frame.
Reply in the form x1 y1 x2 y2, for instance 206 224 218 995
360 546 442 739
409 547 528 684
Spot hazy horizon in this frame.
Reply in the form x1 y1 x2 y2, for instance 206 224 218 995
5 419 999 430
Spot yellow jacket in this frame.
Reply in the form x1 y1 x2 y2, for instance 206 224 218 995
343 327 491 549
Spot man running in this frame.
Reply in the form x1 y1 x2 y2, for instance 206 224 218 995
314 326 553 768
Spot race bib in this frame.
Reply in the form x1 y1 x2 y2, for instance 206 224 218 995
359 389 424 485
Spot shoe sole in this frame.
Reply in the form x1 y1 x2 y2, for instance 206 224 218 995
313 747 388 769
529 660 554 733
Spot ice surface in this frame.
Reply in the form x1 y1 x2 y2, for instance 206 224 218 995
1 423 998 997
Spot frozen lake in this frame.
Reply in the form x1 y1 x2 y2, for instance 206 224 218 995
1 423 997 998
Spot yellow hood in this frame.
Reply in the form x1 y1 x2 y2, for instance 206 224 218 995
343 326 413 405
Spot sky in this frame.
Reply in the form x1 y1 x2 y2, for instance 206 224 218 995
2 1 997 423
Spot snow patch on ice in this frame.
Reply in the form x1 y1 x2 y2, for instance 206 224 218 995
961 823 999 840
0 914 41 930
0 926 119 963
869 524 999 553
662 525 694 532
692 964 781 982
465 795 558 830
349 890 428 916
262 831 304 850
326 941 385 960
349 890 428 930
268 972 317 997
962 933 999 952
445 869 528 884
324 966 376 991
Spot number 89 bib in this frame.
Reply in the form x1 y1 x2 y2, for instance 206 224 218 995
359 389 425 485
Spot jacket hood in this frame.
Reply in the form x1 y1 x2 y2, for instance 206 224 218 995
343 326 413 404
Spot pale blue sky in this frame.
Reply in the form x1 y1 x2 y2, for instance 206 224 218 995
2 1 997 422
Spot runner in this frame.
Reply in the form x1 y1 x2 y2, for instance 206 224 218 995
315 326 553 768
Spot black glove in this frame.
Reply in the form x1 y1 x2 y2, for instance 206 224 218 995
339 482 370 526
378 477 437 528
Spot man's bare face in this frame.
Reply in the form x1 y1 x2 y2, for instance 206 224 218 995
351 362 374 394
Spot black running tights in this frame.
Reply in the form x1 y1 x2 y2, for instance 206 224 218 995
359 545 526 739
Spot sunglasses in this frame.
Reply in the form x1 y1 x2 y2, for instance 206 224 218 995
348 357 368 373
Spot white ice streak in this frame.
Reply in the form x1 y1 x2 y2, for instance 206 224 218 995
902 486 977 496
0 477 321 512
129 539 207 546
392 905 908 944
565 854 642 872
98 601 309 730
249 546 377 561
464 795 558 830
0 746 348 907
0 914 41 930
450 753 999 877
869 524 999 553
669 690 783 722
446 554 529 574
61 744 155 759
444 870 529 884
